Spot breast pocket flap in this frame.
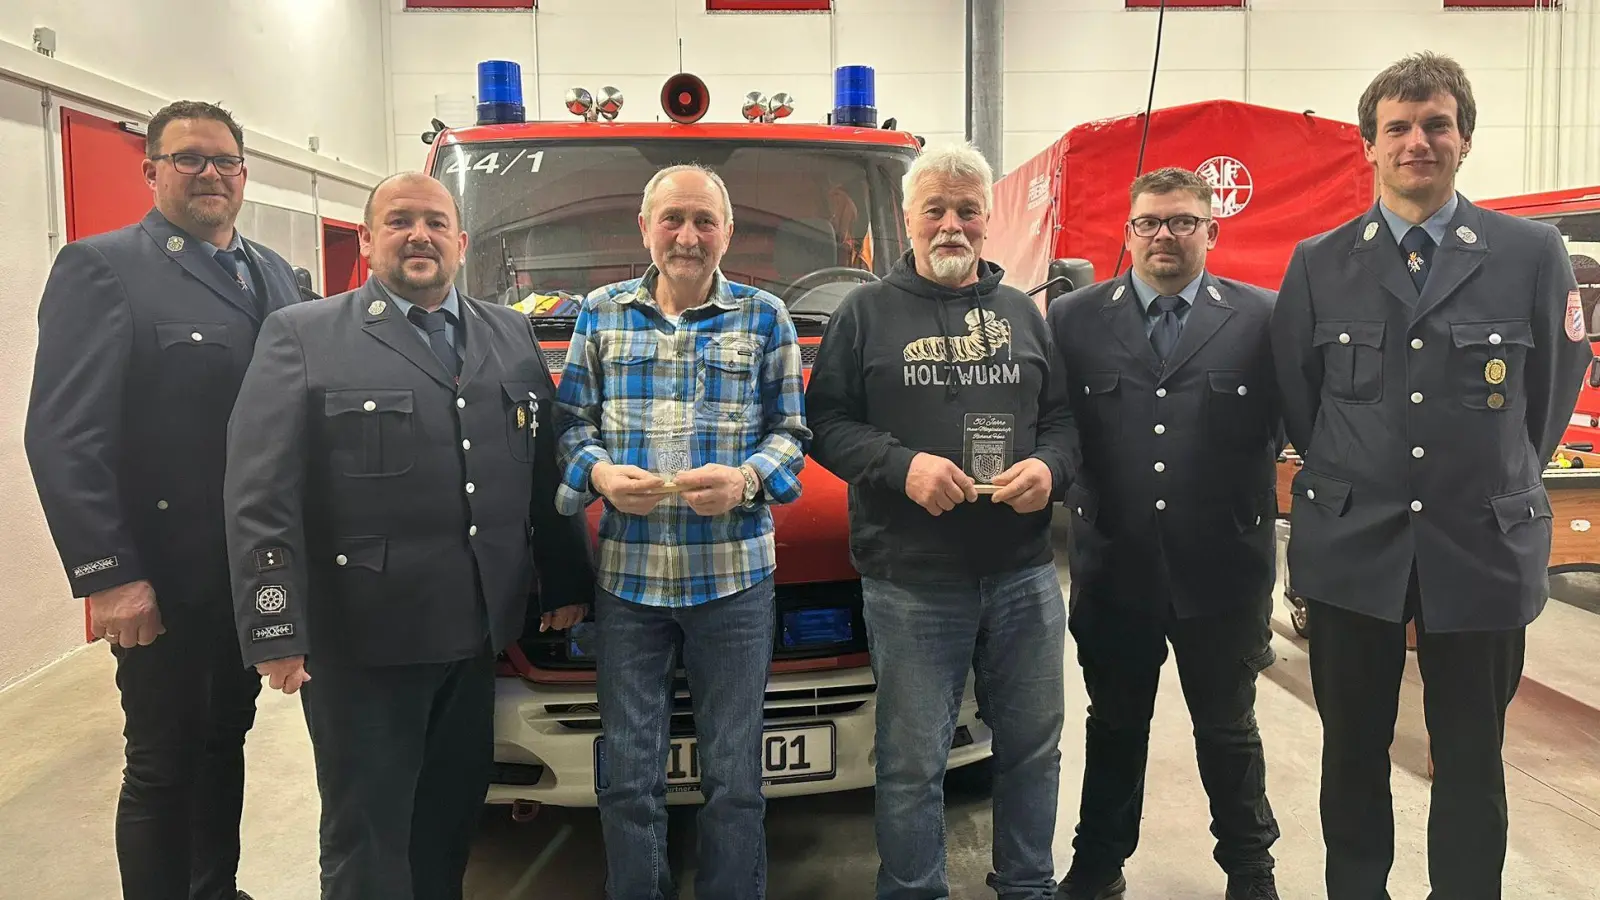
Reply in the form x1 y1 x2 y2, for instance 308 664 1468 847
1450 320 1534 349
324 389 414 417
155 321 232 349
1312 321 1385 348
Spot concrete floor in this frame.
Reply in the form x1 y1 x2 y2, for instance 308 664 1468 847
2 562 1598 899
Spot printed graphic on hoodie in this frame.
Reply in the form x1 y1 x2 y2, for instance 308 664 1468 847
902 307 1019 387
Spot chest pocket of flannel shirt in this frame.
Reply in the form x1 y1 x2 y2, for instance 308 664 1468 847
600 336 659 434
696 335 761 426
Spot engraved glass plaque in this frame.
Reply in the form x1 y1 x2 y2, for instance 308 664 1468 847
964 413 1015 489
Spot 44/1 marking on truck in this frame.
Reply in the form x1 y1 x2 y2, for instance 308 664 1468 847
441 150 544 176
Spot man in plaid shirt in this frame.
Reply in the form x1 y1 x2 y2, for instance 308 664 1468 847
554 164 809 900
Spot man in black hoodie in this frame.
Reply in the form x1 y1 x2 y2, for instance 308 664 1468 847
806 142 1078 900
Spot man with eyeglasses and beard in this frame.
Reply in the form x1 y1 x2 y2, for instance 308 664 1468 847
806 142 1077 900
1049 167 1283 900
24 100 302 900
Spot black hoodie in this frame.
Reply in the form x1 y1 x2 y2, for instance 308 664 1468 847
806 251 1079 583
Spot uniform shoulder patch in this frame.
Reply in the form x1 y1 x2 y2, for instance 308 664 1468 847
251 623 295 642
254 547 287 572
1566 289 1586 342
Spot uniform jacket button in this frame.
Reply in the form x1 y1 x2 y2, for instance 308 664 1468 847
1237 385 1248 396
1307 489 1316 500
466 482 476 494
457 398 466 408
1411 500 1424 512
362 400 376 412
1155 499 1167 510
1411 392 1424 404
1489 333 1502 345
469 525 478 536
156 500 169 510
1156 388 1167 398
1411 338 1424 350
1339 332 1351 344
335 554 348 566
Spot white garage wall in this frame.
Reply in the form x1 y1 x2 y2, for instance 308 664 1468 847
0 78 81 690
0 0 390 174
0 1 393 689
386 0 1598 201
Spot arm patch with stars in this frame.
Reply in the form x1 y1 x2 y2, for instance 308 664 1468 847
254 547 287 572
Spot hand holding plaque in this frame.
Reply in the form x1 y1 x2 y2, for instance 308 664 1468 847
964 413 1015 496
988 458 1054 513
905 452 978 516
592 462 669 515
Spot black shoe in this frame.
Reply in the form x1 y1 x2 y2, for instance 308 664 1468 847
237 892 256 900
1058 865 1126 900
1225 871 1279 900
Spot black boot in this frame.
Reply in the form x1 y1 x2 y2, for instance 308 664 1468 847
1058 862 1126 900
1225 871 1280 900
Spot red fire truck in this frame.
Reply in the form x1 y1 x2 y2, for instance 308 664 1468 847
421 65 991 813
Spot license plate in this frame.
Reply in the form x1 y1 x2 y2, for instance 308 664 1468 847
594 723 837 794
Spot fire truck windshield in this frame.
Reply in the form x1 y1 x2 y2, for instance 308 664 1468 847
431 139 914 318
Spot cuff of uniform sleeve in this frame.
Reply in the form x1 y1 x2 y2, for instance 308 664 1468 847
67 555 146 599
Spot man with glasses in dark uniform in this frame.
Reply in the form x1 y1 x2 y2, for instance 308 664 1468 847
1050 167 1283 900
25 100 300 900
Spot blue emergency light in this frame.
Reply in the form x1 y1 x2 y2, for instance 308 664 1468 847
476 60 526 125
832 65 877 128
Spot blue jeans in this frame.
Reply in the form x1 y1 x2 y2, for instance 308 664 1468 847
864 562 1067 900
594 578 777 900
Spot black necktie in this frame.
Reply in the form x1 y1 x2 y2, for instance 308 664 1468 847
1400 226 1435 295
214 247 265 317
407 306 462 377
1149 294 1187 361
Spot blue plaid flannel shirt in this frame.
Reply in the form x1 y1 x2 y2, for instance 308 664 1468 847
555 267 810 607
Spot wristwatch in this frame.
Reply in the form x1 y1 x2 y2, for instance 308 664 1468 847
739 465 761 505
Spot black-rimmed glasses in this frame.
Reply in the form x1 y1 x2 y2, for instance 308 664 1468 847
151 153 245 176
1129 214 1212 238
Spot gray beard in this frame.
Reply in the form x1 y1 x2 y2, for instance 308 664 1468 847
929 250 975 284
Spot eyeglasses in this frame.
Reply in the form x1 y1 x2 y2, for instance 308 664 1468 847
1129 214 1211 238
150 153 245 177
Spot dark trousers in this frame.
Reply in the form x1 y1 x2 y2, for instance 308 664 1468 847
300 651 496 900
111 600 261 900
1068 597 1280 876
1308 590 1525 900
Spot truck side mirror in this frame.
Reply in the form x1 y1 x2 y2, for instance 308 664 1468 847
1047 258 1095 303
